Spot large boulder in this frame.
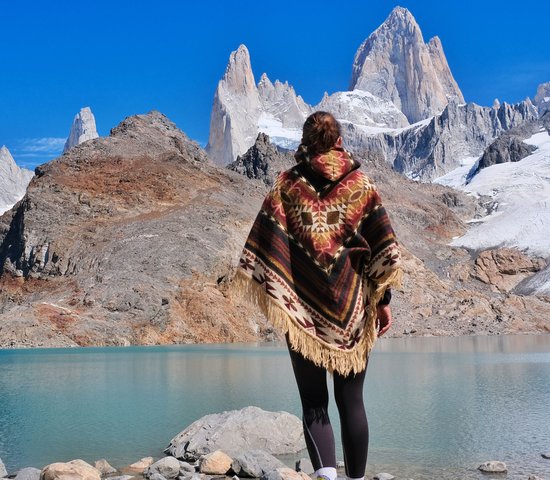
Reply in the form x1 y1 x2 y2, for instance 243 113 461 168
40 460 101 480
165 406 304 461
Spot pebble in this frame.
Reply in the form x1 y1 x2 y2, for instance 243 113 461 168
373 473 395 480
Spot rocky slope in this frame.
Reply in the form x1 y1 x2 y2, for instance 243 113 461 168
228 134 550 337
0 146 34 215
63 106 99 153
341 97 538 180
350 6 464 123
534 82 550 117
1 115 548 349
0 111 273 348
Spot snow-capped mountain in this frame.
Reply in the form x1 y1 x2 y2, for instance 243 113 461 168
350 6 464 123
63 106 99 153
0 145 34 215
206 45 310 166
435 126 550 294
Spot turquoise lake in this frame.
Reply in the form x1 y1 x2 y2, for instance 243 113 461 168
1 335 549 480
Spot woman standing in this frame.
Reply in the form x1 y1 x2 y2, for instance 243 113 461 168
234 111 402 480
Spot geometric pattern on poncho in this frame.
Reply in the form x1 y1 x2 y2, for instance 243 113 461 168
235 149 402 375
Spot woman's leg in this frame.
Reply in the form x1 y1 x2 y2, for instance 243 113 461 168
333 362 369 479
286 337 337 476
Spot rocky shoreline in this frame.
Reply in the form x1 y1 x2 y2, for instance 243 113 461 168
1 407 548 480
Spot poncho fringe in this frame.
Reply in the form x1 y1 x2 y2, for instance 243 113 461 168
232 266 403 376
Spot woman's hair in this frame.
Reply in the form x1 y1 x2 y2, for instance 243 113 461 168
295 111 341 163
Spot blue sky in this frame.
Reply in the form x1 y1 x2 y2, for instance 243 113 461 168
1 0 549 169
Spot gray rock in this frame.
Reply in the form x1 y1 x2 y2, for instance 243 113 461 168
94 460 116 475
527 476 542 480
373 474 395 480
148 474 167 480
227 133 294 187
165 407 304 461
336 461 345 469
104 477 134 480
471 132 537 176
542 453 550 459
0 458 7 478
231 450 287 478
478 461 507 473
534 82 550 117
178 462 195 475
295 458 313 475
145 457 181 480
14 468 41 480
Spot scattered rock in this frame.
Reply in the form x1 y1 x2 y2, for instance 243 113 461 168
295 459 313 475
104 476 134 480
178 462 195 475
261 468 311 480
0 458 7 478
14 467 41 480
94 460 116 475
127 457 155 473
199 451 233 475
231 450 287 478
373 474 395 480
148 474 167 480
478 461 507 473
527 476 542 480
542 453 550 459
41 460 101 480
145 457 181 479
165 407 304 461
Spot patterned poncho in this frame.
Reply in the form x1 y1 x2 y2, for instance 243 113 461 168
233 147 402 375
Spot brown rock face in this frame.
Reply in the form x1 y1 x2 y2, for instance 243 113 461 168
0 111 272 348
473 249 546 293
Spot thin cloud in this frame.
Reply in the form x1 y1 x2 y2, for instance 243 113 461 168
12 137 66 154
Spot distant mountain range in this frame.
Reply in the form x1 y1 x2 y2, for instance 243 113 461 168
206 6 540 182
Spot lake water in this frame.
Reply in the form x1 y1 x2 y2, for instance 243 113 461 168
1 335 549 480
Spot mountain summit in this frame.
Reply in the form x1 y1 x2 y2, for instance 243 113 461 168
63 106 99 153
350 6 464 123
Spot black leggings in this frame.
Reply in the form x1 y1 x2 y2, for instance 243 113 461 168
286 337 369 478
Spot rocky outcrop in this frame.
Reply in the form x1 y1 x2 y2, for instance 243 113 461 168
206 46 310 166
0 146 34 215
350 6 464 123
471 133 537 176
63 107 99 153
0 111 273 348
164 406 304 461
342 98 538 180
473 248 545 293
227 133 295 186
534 82 550 117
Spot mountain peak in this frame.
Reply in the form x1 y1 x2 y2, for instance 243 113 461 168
63 107 99 153
350 7 464 122
222 44 256 94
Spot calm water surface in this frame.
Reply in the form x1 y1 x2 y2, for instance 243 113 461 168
1 335 549 480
